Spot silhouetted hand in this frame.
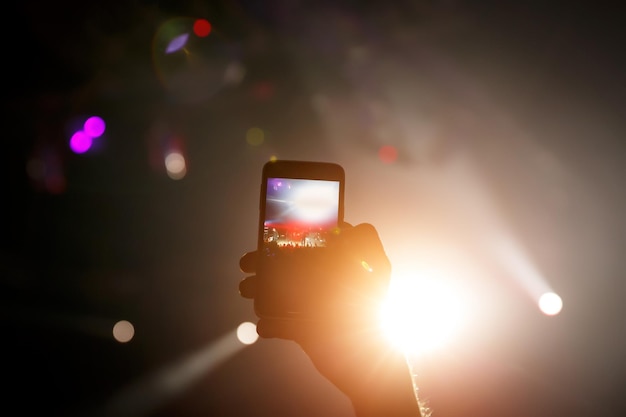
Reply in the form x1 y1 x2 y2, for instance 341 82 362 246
239 223 422 417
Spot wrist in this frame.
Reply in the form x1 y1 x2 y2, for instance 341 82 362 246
297 326 423 417
348 348 422 417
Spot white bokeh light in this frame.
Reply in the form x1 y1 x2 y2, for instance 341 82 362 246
236 322 259 345
538 292 563 316
165 152 187 180
112 320 135 343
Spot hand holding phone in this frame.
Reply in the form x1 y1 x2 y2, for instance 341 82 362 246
239 222 413 416
239 163 420 416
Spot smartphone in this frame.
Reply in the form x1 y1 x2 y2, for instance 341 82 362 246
254 159 345 320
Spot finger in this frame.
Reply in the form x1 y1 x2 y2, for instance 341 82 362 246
343 223 391 281
256 318 317 341
256 318 290 339
238 275 257 299
239 251 257 273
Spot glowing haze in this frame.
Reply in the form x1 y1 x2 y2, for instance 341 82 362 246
379 263 467 355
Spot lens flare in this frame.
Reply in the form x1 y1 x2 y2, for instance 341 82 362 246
153 17 237 103
166 33 190 54
361 260 373 272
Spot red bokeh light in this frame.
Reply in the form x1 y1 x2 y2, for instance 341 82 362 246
252 81 275 100
193 19 212 37
378 145 398 163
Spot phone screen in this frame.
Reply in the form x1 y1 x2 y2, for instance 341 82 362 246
262 177 340 251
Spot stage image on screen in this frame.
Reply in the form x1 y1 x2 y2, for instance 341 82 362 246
263 177 340 249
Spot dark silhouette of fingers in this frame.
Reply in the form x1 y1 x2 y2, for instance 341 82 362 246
343 223 391 282
239 251 257 273
256 318 313 341
239 275 257 299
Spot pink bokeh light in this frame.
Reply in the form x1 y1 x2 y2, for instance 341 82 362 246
70 131 93 154
83 116 106 138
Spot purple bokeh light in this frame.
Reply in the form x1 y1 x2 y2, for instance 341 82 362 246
70 131 93 154
83 116 106 138
166 33 189 54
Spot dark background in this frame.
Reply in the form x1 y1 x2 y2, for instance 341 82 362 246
3 1 625 416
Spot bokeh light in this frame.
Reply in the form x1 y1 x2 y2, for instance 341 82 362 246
112 320 135 343
193 19 211 37
164 151 187 180
252 81 274 100
223 61 246 85
68 115 107 154
83 116 106 138
27 145 66 193
538 292 563 316
246 127 264 146
236 322 258 345
70 131 93 154
26 158 45 182
378 145 398 163
166 33 189 54
153 17 237 103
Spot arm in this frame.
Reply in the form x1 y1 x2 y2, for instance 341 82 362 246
240 223 424 416
252 315 423 416
348 348 422 417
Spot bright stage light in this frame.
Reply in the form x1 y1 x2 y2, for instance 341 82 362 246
236 322 259 345
538 291 563 316
379 265 466 355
